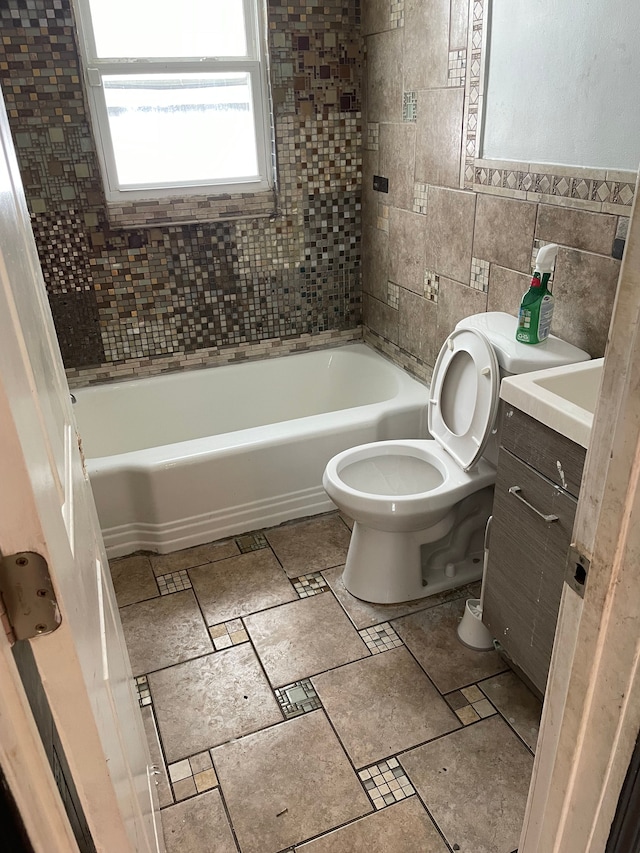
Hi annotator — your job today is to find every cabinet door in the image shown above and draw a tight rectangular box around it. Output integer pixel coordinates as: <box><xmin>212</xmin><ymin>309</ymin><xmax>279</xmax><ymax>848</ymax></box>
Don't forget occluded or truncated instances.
<box><xmin>483</xmin><ymin>448</ymin><xmax>578</xmax><ymax>694</ymax></box>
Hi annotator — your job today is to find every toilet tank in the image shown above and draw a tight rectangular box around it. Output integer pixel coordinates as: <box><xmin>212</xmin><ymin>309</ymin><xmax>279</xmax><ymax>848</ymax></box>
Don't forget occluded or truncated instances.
<box><xmin>455</xmin><ymin>312</ymin><xmax>591</xmax><ymax>377</ymax></box>
<box><xmin>455</xmin><ymin>312</ymin><xmax>591</xmax><ymax>466</ymax></box>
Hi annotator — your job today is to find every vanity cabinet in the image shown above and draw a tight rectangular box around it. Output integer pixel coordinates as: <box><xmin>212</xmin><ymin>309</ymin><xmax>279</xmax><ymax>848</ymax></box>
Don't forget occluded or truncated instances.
<box><xmin>482</xmin><ymin>406</ymin><xmax>587</xmax><ymax>695</ymax></box>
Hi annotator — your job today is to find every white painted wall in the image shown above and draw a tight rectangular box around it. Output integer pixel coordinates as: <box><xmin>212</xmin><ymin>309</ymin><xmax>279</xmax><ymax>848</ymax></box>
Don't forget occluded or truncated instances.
<box><xmin>482</xmin><ymin>0</ymin><xmax>640</xmax><ymax>170</ymax></box>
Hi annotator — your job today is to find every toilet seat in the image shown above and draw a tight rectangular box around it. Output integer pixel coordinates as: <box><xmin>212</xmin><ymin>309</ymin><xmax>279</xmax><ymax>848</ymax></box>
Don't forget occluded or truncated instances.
<box><xmin>428</xmin><ymin>328</ymin><xmax>500</xmax><ymax>472</ymax></box>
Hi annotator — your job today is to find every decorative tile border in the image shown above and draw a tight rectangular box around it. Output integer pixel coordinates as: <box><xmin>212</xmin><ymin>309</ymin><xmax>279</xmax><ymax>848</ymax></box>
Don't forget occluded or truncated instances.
<box><xmin>157</xmin><ymin>571</ymin><xmax>192</xmax><ymax>596</ymax></box>
<box><xmin>274</xmin><ymin>679</ymin><xmax>322</xmax><ymax>718</ymax></box>
<box><xmin>447</xmin><ymin>49</ymin><xmax>467</xmax><ymax>87</ymax></box>
<box><xmin>209</xmin><ymin>620</ymin><xmax>250</xmax><ymax>651</ymax></box>
<box><xmin>236</xmin><ymin>532</ymin><xmax>269</xmax><ymax>553</ymax></box>
<box><xmin>444</xmin><ymin>684</ymin><xmax>497</xmax><ymax>724</ymax></box>
<box><xmin>358</xmin><ymin>758</ymin><xmax>415</xmax><ymax>810</ymax></box>
<box><xmin>387</xmin><ymin>282</ymin><xmax>400</xmax><ymax>310</ymax></box>
<box><xmin>135</xmin><ymin>675</ymin><xmax>152</xmax><ymax>708</ymax></box>
<box><xmin>413</xmin><ymin>183</ymin><xmax>429</xmax><ymax>215</ymax></box>
<box><xmin>291</xmin><ymin>572</ymin><xmax>330</xmax><ymax>598</ymax></box>
<box><xmin>376</xmin><ymin>203</ymin><xmax>390</xmax><ymax>233</ymax></box>
<box><xmin>367</xmin><ymin>122</ymin><xmax>380</xmax><ymax>151</ymax></box>
<box><xmin>168</xmin><ymin>752</ymin><xmax>219</xmax><ymax>801</ymax></box>
<box><xmin>470</xmin><ymin>257</ymin><xmax>490</xmax><ymax>292</ymax></box>
<box><xmin>402</xmin><ymin>92</ymin><xmax>417</xmax><ymax>123</ymax></box>
<box><xmin>424</xmin><ymin>269</ymin><xmax>440</xmax><ymax>303</ymax></box>
<box><xmin>66</xmin><ymin>327</ymin><xmax>362</xmax><ymax>388</ymax></box>
<box><xmin>359</xmin><ymin>623</ymin><xmax>404</xmax><ymax>655</ymax></box>
<box><xmin>461</xmin><ymin>0</ymin><xmax>636</xmax><ymax>213</ymax></box>
<box><xmin>364</xmin><ymin>328</ymin><xmax>433</xmax><ymax>385</ymax></box>
<box><xmin>390</xmin><ymin>0</ymin><xmax>405</xmax><ymax>29</ymax></box>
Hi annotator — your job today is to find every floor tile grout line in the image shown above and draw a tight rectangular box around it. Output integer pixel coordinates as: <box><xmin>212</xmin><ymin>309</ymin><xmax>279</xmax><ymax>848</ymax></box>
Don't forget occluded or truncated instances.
<box><xmin>207</xmin><ymin>761</ymin><xmax>243</xmax><ymax>853</ymax></box>
<box><xmin>148</xmin><ymin>700</ymin><xmax>177</xmax><ymax>809</ymax></box>
<box><xmin>475</xmin><ymin>679</ymin><xmax>538</xmax><ymax>756</ymax></box>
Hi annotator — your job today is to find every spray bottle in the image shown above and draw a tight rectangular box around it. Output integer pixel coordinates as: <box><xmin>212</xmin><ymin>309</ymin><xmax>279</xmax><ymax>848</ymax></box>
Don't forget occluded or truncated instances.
<box><xmin>516</xmin><ymin>243</ymin><xmax>558</xmax><ymax>344</ymax></box>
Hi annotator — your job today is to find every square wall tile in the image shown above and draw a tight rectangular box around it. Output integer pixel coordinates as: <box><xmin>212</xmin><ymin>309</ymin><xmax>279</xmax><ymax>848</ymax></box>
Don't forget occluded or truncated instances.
<box><xmin>415</xmin><ymin>89</ymin><xmax>465</xmax><ymax>189</ymax></box>
<box><xmin>379</xmin><ymin>123</ymin><xmax>417</xmax><ymax>211</ymax></box>
<box><xmin>404</xmin><ymin>0</ymin><xmax>449</xmax><ymax>89</ymax></box>
<box><xmin>423</xmin><ymin>187</ymin><xmax>476</xmax><ymax>286</ymax></box>
<box><xmin>398</xmin><ymin>288</ymin><xmax>438</xmax><ymax>366</ymax></box>
<box><xmin>367</xmin><ymin>30</ymin><xmax>404</xmax><ymax>122</ymax></box>
<box><xmin>389</xmin><ymin>207</ymin><xmax>428</xmax><ymax>294</ymax></box>
<box><xmin>473</xmin><ymin>194</ymin><xmax>537</xmax><ymax>273</ymax></box>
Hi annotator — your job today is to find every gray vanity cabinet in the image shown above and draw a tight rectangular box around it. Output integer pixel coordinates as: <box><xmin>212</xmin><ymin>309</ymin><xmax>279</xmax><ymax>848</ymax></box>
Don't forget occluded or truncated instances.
<box><xmin>482</xmin><ymin>406</ymin><xmax>587</xmax><ymax>695</ymax></box>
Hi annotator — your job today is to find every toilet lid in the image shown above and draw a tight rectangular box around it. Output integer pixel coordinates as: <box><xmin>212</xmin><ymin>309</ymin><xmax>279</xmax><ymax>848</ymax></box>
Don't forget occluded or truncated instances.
<box><xmin>428</xmin><ymin>328</ymin><xmax>500</xmax><ymax>471</ymax></box>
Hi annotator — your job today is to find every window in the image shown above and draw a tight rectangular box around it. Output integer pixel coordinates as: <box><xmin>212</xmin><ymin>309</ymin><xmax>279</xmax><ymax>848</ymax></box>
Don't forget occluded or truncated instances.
<box><xmin>73</xmin><ymin>0</ymin><xmax>273</xmax><ymax>203</ymax></box>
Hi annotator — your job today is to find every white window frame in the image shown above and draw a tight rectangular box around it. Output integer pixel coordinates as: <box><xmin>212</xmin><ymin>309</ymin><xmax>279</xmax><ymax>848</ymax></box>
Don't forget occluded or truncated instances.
<box><xmin>72</xmin><ymin>0</ymin><xmax>273</xmax><ymax>203</ymax></box>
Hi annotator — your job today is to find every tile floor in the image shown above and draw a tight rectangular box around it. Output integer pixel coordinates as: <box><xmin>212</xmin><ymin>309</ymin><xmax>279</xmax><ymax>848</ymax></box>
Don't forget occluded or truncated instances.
<box><xmin>111</xmin><ymin>512</ymin><xmax>543</xmax><ymax>853</ymax></box>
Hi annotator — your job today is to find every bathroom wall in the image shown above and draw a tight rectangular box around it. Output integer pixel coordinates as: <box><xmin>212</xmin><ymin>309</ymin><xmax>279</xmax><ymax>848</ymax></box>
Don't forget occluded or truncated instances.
<box><xmin>0</xmin><ymin>0</ymin><xmax>362</xmax><ymax>384</ymax></box>
<box><xmin>361</xmin><ymin>0</ymin><xmax>631</xmax><ymax>382</ymax></box>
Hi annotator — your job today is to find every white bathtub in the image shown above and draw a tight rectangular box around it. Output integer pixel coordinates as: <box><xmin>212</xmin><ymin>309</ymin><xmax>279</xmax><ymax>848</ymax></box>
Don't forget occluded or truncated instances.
<box><xmin>74</xmin><ymin>343</ymin><xmax>428</xmax><ymax>558</ymax></box>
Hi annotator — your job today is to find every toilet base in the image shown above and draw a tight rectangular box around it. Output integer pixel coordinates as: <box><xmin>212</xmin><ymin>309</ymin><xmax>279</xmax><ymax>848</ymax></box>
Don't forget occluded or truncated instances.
<box><xmin>342</xmin><ymin>488</ymin><xmax>493</xmax><ymax>604</ymax></box>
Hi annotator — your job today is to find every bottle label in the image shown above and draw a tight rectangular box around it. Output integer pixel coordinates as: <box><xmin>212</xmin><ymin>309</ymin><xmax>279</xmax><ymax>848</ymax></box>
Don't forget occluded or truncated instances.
<box><xmin>537</xmin><ymin>295</ymin><xmax>554</xmax><ymax>341</ymax></box>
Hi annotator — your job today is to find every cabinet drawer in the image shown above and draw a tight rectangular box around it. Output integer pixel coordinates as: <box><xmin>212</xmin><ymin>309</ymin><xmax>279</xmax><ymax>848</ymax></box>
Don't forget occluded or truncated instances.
<box><xmin>500</xmin><ymin>405</ymin><xmax>586</xmax><ymax>497</ymax></box>
<box><xmin>483</xmin><ymin>448</ymin><xmax>578</xmax><ymax>694</ymax></box>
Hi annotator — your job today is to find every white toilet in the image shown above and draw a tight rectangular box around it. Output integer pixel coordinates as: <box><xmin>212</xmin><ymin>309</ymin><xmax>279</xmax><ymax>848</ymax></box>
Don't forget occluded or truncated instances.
<box><xmin>323</xmin><ymin>312</ymin><xmax>590</xmax><ymax>604</ymax></box>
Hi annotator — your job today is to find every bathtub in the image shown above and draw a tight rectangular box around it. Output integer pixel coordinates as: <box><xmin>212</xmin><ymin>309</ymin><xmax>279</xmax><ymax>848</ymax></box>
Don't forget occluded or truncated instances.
<box><xmin>74</xmin><ymin>343</ymin><xmax>428</xmax><ymax>558</ymax></box>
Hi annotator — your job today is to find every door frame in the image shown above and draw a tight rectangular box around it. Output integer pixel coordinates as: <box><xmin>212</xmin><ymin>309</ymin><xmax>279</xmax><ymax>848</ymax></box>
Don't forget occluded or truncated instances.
<box><xmin>0</xmin><ymin>633</ymin><xmax>80</xmax><ymax>853</ymax></box>
<box><xmin>521</xmin><ymin>173</ymin><xmax>640</xmax><ymax>851</ymax></box>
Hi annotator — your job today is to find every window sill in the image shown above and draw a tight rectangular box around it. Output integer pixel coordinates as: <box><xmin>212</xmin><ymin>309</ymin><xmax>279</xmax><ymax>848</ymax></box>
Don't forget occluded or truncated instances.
<box><xmin>105</xmin><ymin>187</ymin><xmax>276</xmax><ymax>229</ymax></box>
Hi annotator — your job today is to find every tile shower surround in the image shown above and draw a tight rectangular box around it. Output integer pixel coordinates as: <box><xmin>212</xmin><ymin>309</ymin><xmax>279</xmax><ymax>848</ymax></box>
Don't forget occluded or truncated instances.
<box><xmin>0</xmin><ymin>0</ymin><xmax>363</xmax><ymax>375</ymax></box>
<box><xmin>361</xmin><ymin>0</ymin><xmax>633</xmax><ymax>380</ymax></box>
<box><xmin>111</xmin><ymin>511</ymin><xmax>542</xmax><ymax>852</ymax></box>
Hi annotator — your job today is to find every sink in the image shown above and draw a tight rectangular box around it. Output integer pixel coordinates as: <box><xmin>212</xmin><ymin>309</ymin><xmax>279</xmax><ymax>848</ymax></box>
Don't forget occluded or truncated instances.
<box><xmin>499</xmin><ymin>358</ymin><xmax>604</xmax><ymax>448</ymax></box>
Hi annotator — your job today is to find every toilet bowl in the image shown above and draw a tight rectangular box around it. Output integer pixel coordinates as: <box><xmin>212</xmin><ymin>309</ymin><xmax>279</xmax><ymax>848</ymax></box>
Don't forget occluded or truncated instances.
<box><xmin>323</xmin><ymin>312</ymin><xmax>591</xmax><ymax>604</ymax></box>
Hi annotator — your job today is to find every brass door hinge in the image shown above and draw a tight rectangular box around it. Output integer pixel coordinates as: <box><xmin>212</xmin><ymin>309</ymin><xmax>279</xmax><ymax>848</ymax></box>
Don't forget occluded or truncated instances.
<box><xmin>0</xmin><ymin>552</ymin><xmax>61</xmax><ymax>644</ymax></box>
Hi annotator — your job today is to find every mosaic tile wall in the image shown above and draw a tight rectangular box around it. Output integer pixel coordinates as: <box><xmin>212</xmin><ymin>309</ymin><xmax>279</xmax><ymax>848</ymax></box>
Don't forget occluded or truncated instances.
<box><xmin>361</xmin><ymin>0</ymin><xmax>632</xmax><ymax>379</ymax></box>
<box><xmin>0</xmin><ymin>0</ymin><xmax>362</xmax><ymax>376</ymax></box>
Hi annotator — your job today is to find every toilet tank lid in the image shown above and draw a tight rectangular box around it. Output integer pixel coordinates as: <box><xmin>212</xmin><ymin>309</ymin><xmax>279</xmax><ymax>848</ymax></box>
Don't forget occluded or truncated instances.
<box><xmin>455</xmin><ymin>312</ymin><xmax>591</xmax><ymax>374</ymax></box>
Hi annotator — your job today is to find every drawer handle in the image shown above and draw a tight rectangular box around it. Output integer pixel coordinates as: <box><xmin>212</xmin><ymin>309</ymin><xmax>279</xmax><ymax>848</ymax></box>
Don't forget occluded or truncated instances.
<box><xmin>508</xmin><ymin>486</ymin><xmax>559</xmax><ymax>523</ymax></box>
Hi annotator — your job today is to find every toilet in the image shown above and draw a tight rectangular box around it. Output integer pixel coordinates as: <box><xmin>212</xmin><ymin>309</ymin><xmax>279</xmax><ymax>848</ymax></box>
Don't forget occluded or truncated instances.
<box><xmin>323</xmin><ymin>312</ymin><xmax>590</xmax><ymax>604</ymax></box>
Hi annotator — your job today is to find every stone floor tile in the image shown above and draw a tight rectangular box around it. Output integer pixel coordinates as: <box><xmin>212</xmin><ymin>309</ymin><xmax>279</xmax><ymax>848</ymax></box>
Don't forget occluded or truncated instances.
<box><xmin>244</xmin><ymin>592</ymin><xmax>369</xmax><ymax>687</ymax></box>
<box><xmin>392</xmin><ymin>598</ymin><xmax>507</xmax><ymax>693</ymax></box>
<box><xmin>120</xmin><ymin>590</ymin><xmax>212</xmax><ymax>676</ymax></box>
<box><xmin>211</xmin><ymin>711</ymin><xmax>371</xmax><ymax>853</ymax></box>
<box><xmin>161</xmin><ymin>789</ymin><xmax>237</xmax><ymax>853</ymax></box>
<box><xmin>479</xmin><ymin>670</ymin><xmax>543</xmax><ymax>751</ymax></box>
<box><xmin>148</xmin><ymin>645</ymin><xmax>282</xmax><ymax>762</ymax></box>
<box><xmin>150</xmin><ymin>540</ymin><xmax>240</xmax><ymax>576</ymax></box>
<box><xmin>109</xmin><ymin>555</ymin><xmax>158</xmax><ymax>607</ymax></box>
<box><xmin>190</xmin><ymin>549</ymin><xmax>297</xmax><ymax>625</ymax></box>
<box><xmin>312</xmin><ymin>647</ymin><xmax>460</xmax><ymax>767</ymax></box>
<box><xmin>140</xmin><ymin>706</ymin><xmax>172</xmax><ymax>808</ymax></box>
<box><xmin>295</xmin><ymin>796</ymin><xmax>449</xmax><ymax>852</ymax></box>
<box><xmin>265</xmin><ymin>514</ymin><xmax>351</xmax><ymax>577</ymax></box>
<box><xmin>400</xmin><ymin>715</ymin><xmax>533</xmax><ymax>853</ymax></box>
<box><xmin>323</xmin><ymin>565</ymin><xmax>480</xmax><ymax>630</ymax></box>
